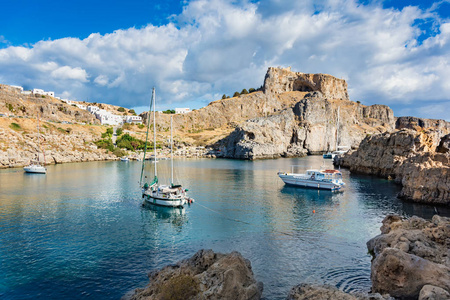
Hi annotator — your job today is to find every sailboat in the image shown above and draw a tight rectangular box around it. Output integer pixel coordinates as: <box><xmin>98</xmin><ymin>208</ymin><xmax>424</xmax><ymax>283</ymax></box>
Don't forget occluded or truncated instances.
<box><xmin>323</xmin><ymin>106</ymin><xmax>349</xmax><ymax>159</ymax></box>
<box><xmin>24</xmin><ymin>114</ymin><xmax>47</xmax><ymax>174</ymax></box>
<box><xmin>140</xmin><ymin>88</ymin><xmax>194</xmax><ymax>208</ymax></box>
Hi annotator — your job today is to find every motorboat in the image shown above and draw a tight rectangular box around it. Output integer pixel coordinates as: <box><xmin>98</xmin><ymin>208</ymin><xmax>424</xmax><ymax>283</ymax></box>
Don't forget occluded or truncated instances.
<box><xmin>278</xmin><ymin>168</ymin><xmax>345</xmax><ymax>191</ymax></box>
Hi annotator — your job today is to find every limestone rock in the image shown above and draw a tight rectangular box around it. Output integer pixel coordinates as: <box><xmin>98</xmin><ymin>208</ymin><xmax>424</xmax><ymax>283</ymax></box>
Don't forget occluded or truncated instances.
<box><xmin>419</xmin><ymin>285</ymin><xmax>450</xmax><ymax>300</ymax></box>
<box><xmin>396</xmin><ymin>116</ymin><xmax>450</xmax><ymax>134</ymax></box>
<box><xmin>217</xmin><ymin>93</ymin><xmax>394</xmax><ymax>159</ymax></box>
<box><xmin>367</xmin><ymin>215</ymin><xmax>450</xmax><ymax>299</ymax></box>
<box><xmin>437</xmin><ymin>134</ymin><xmax>450</xmax><ymax>153</ymax></box>
<box><xmin>126</xmin><ymin>249</ymin><xmax>263</xmax><ymax>300</ymax></box>
<box><xmin>336</xmin><ymin>129</ymin><xmax>450</xmax><ymax>204</ymax></box>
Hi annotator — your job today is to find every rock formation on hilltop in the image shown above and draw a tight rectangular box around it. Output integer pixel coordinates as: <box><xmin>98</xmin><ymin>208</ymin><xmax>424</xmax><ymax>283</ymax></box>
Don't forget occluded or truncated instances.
<box><xmin>124</xmin><ymin>249</ymin><xmax>263</xmax><ymax>300</ymax></box>
<box><xmin>367</xmin><ymin>215</ymin><xmax>450</xmax><ymax>299</ymax></box>
<box><xmin>216</xmin><ymin>89</ymin><xmax>394</xmax><ymax>159</ymax></box>
<box><xmin>336</xmin><ymin>129</ymin><xmax>450</xmax><ymax>204</ymax></box>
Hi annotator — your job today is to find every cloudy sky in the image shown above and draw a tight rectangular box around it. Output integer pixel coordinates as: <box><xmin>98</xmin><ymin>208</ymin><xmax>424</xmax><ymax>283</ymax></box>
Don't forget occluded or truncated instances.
<box><xmin>1</xmin><ymin>0</ymin><xmax>449</xmax><ymax>120</ymax></box>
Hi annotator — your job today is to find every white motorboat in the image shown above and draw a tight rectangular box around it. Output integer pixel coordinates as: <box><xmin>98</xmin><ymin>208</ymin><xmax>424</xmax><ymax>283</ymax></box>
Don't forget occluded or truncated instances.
<box><xmin>278</xmin><ymin>168</ymin><xmax>345</xmax><ymax>191</ymax></box>
<box><xmin>140</xmin><ymin>88</ymin><xmax>194</xmax><ymax>208</ymax></box>
<box><xmin>120</xmin><ymin>157</ymin><xmax>129</xmax><ymax>161</ymax></box>
<box><xmin>24</xmin><ymin>113</ymin><xmax>47</xmax><ymax>174</ymax></box>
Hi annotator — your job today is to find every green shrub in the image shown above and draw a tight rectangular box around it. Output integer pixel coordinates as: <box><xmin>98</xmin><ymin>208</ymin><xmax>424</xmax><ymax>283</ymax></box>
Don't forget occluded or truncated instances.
<box><xmin>138</xmin><ymin>124</ymin><xmax>145</xmax><ymax>129</ymax></box>
<box><xmin>113</xmin><ymin>148</ymin><xmax>127</xmax><ymax>157</ymax></box>
<box><xmin>116</xmin><ymin>128</ymin><xmax>123</xmax><ymax>136</ymax></box>
<box><xmin>233</xmin><ymin>91</ymin><xmax>240</xmax><ymax>97</ymax></box>
<box><xmin>129</xmin><ymin>109</ymin><xmax>136</xmax><ymax>115</ymax></box>
<box><xmin>159</xmin><ymin>274</ymin><xmax>199</xmax><ymax>300</ymax></box>
<box><xmin>41</xmin><ymin>95</ymin><xmax>46</xmax><ymax>98</ymax></box>
<box><xmin>222</xmin><ymin>94</ymin><xmax>227</xmax><ymax>99</ymax></box>
<box><xmin>241</xmin><ymin>89</ymin><xmax>248</xmax><ymax>94</ymax></box>
<box><xmin>94</xmin><ymin>138</ymin><xmax>114</xmax><ymax>151</ymax></box>
<box><xmin>118</xmin><ymin>107</ymin><xmax>125</xmax><ymax>112</ymax></box>
<box><xmin>6</xmin><ymin>103</ymin><xmax>14</xmax><ymax>112</ymax></box>
<box><xmin>9</xmin><ymin>123</ymin><xmax>21</xmax><ymax>130</ymax></box>
<box><xmin>162</xmin><ymin>109</ymin><xmax>175</xmax><ymax>114</ymax></box>
<box><xmin>249</xmin><ymin>88</ymin><xmax>256</xmax><ymax>93</ymax></box>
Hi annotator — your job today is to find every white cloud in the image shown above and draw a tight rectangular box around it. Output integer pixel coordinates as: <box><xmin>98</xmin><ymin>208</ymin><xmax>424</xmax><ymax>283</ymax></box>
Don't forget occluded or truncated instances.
<box><xmin>0</xmin><ymin>0</ymin><xmax>449</xmax><ymax>119</ymax></box>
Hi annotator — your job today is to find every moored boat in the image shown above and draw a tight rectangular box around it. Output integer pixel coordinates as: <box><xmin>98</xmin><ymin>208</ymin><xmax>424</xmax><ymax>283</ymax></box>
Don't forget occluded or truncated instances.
<box><xmin>24</xmin><ymin>113</ymin><xmax>47</xmax><ymax>174</ymax></box>
<box><xmin>278</xmin><ymin>168</ymin><xmax>345</xmax><ymax>191</ymax></box>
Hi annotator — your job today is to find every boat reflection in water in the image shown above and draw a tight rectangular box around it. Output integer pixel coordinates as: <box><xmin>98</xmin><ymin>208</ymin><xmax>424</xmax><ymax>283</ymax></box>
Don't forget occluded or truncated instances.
<box><xmin>142</xmin><ymin>201</ymin><xmax>188</xmax><ymax>228</ymax></box>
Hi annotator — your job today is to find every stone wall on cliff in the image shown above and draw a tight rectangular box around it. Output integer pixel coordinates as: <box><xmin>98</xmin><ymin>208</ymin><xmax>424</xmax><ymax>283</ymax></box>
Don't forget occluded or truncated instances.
<box><xmin>336</xmin><ymin>129</ymin><xmax>450</xmax><ymax>204</ymax></box>
<box><xmin>263</xmin><ymin>67</ymin><xmax>349</xmax><ymax>100</ymax></box>
<box><xmin>217</xmin><ymin>92</ymin><xmax>395</xmax><ymax>160</ymax></box>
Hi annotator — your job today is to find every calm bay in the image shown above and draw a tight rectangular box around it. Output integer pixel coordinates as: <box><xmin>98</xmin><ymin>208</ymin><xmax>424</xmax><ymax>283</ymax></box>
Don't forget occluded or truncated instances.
<box><xmin>1</xmin><ymin>156</ymin><xmax>448</xmax><ymax>299</ymax></box>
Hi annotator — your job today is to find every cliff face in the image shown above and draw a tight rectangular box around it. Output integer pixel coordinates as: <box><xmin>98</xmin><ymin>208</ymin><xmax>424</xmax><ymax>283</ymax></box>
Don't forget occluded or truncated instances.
<box><xmin>263</xmin><ymin>67</ymin><xmax>349</xmax><ymax>100</ymax></box>
<box><xmin>217</xmin><ymin>92</ymin><xmax>395</xmax><ymax>159</ymax></box>
<box><xmin>396</xmin><ymin>116</ymin><xmax>450</xmax><ymax>134</ymax></box>
<box><xmin>336</xmin><ymin>129</ymin><xmax>450</xmax><ymax>205</ymax></box>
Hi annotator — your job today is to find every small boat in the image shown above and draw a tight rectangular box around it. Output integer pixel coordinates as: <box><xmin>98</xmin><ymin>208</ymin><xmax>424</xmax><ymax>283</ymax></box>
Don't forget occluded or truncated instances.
<box><xmin>322</xmin><ymin>152</ymin><xmax>334</xmax><ymax>159</ymax></box>
<box><xmin>24</xmin><ymin>164</ymin><xmax>46</xmax><ymax>174</ymax></box>
<box><xmin>24</xmin><ymin>113</ymin><xmax>47</xmax><ymax>174</ymax></box>
<box><xmin>331</xmin><ymin>146</ymin><xmax>350</xmax><ymax>157</ymax></box>
<box><xmin>120</xmin><ymin>157</ymin><xmax>129</xmax><ymax>161</ymax></box>
<box><xmin>278</xmin><ymin>168</ymin><xmax>345</xmax><ymax>191</ymax></box>
<box><xmin>139</xmin><ymin>88</ymin><xmax>194</xmax><ymax>208</ymax></box>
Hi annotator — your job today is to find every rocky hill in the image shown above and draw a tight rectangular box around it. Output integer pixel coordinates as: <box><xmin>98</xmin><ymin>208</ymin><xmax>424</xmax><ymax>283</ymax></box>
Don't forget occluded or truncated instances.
<box><xmin>212</xmin><ymin>67</ymin><xmax>394</xmax><ymax>159</ymax></box>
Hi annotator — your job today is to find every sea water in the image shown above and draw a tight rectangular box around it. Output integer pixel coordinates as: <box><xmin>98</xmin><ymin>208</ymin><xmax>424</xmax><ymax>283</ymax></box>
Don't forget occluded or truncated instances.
<box><xmin>1</xmin><ymin>156</ymin><xmax>448</xmax><ymax>299</ymax></box>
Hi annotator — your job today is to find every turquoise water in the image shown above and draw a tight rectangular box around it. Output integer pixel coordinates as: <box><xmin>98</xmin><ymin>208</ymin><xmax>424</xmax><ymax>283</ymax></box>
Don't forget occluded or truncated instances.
<box><xmin>1</xmin><ymin>156</ymin><xmax>448</xmax><ymax>299</ymax></box>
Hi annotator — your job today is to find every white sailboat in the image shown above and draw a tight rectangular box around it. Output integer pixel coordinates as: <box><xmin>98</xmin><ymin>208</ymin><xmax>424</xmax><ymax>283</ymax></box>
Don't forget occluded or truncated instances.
<box><xmin>24</xmin><ymin>114</ymin><xmax>47</xmax><ymax>174</ymax></box>
<box><xmin>140</xmin><ymin>88</ymin><xmax>194</xmax><ymax>208</ymax></box>
<box><xmin>323</xmin><ymin>106</ymin><xmax>349</xmax><ymax>159</ymax></box>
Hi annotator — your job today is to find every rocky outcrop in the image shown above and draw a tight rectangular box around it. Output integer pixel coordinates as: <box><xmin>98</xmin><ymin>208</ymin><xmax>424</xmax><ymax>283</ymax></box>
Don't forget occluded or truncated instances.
<box><xmin>396</xmin><ymin>116</ymin><xmax>450</xmax><ymax>135</ymax></box>
<box><xmin>263</xmin><ymin>67</ymin><xmax>349</xmax><ymax>100</ymax></box>
<box><xmin>217</xmin><ymin>92</ymin><xmax>394</xmax><ymax>159</ymax></box>
<box><xmin>126</xmin><ymin>249</ymin><xmax>263</xmax><ymax>300</ymax></box>
<box><xmin>336</xmin><ymin>129</ymin><xmax>450</xmax><ymax>204</ymax></box>
<box><xmin>286</xmin><ymin>283</ymin><xmax>392</xmax><ymax>300</ymax></box>
<box><xmin>367</xmin><ymin>215</ymin><xmax>450</xmax><ymax>299</ymax></box>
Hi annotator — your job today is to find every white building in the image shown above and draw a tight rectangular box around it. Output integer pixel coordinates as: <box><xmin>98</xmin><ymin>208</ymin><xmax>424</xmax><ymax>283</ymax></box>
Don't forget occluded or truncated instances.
<box><xmin>21</xmin><ymin>91</ymin><xmax>32</xmax><ymax>95</ymax></box>
<box><xmin>11</xmin><ymin>85</ymin><xmax>23</xmax><ymax>92</ymax></box>
<box><xmin>44</xmin><ymin>91</ymin><xmax>55</xmax><ymax>97</ymax></box>
<box><xmin>94</xmin><ymin>109</ymin><xmax>123</xmax><ymax>126</ymax></box>
<box><xmin>124</xmin><ymin>115</ymin><xmax>143</xmax><ymax>124</ymax></box>
<box><xmin>175</xmin><ymin>108</ymin><xmax>191</xmax><ymax>114</ymax></box>
<box><xmin>87</xmin><ymin>106</ymin><xmax>100</xmax><ymax>113</ymax></box>
<box><xmin>33</xmin><ymin>88</ymin><xmax>45</xmax><ymax>95</ymax></box>
<box><xmin>76</xmin><ymin>104</ymin><xmax>87</xmax><ymax>110</ymax></box>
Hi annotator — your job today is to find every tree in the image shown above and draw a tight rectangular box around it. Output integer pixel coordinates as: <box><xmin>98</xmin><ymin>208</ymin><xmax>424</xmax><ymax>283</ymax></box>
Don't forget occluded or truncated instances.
<box><xmin>249</xmin><ymin>88</ymin><xmax>255</xmax><ymax>93</ymax></box>
<box><xmin>116</xmin><ymin>128</ymin><xmax>123</xmax><ymax>136</ymax></box>
<box><xmin>129</xmin><ymin>109</ymin><xmax>136</xmax><ymax>115</ymax></box>
<box><xmin>222</xmin><ymin>94</ymin><xmax>227</xmax><ymax>99</ymax></box>
<box><xmin>162</xmin><ymin>109</ymin><xmax>175</xmax><ymax>114</ymax></box>
<box><xmin>117</xmin><ymin>107</ymin><xmax>125</xmax><ymax>112</ymax></box>
<box><xmin>233</xmin><ymin>92</ymin><xmax>240</xmax><ymax>97</ymax></box>
<box><xmin>106</xmin><ymin>127</ymin><xmax>113</xmax><ymax>135</ymax></box>
<box><xmin>241</xmin><ymin>89</ymin><xmax>248</xmax><ymax>95</ymax></box>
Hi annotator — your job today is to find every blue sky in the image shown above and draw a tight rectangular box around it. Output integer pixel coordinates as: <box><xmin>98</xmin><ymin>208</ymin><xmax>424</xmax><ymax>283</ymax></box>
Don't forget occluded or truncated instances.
<box><xmin>1</xmin><ymin>0</ymin><xmax>449</xmax><ymax>120</ymax></box>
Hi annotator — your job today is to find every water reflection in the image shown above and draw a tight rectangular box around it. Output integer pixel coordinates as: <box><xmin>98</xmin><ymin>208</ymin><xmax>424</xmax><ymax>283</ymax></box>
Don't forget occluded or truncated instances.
<box><xmin>141</xmin><ymin>203</ymin><xmax>188</xmax><ymax>229</ymax></box>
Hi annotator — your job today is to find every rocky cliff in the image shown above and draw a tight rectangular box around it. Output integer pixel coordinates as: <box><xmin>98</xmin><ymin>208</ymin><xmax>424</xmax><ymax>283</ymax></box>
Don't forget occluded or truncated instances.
<box><xmin>367</xmin><ymin>215</ymin><xmax>450</xmax><ymax>299</ymax></box>
<box><xmin>336</xmin><ymin>129</ymin><xmax>450</xmax><ymax>204</ymax></box>
<box><xmin>216</xmin><ymin>91</ymin><xmax>395</xmax><ymax>159</ymax></box>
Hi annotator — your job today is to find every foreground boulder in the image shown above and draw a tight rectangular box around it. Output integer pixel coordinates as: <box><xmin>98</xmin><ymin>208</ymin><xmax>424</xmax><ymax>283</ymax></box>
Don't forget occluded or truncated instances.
<box><xmin>126</xmin><ymin>249</ymin><xmax>263</xmax><ymax>300</ymax></box>
<box><xmin>286</xmin><ymin>283</ymin><xmax>392</xmax><ymax>300</ymax></box>
<box><xmin>367</xmin><ymin>215</ymin><xmax>450</xmax><ymax>299</ymax></box>
<box><xmin>336</xmin><ymin>129</ymin><xmax>450</xmax><ymax>204</ymax></box>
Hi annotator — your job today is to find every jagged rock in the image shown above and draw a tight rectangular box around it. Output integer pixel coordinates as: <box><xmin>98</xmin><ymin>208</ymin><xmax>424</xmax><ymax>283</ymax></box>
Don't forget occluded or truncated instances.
<box><xmin>367</xmin><ymin>215</ymin><xmax>450</xmax><ymax>299</ymax></box>
<box><xmin>419</xmin><ymin>285</ymin><xmax>450</xmax><ymax>300</ymax></box>
<box><xmin>263</xmin><ymin>66</ymin><xmax>349</xmax><ymax>100</ymax></box>
<box><xmin>286</xmin><ymin>283</ymin><xmax>393</xmax><ymax>300</ymax></box>
<box><xmin>396</xmin><ymin>116</ymin><xmax>450</xmax><ymax>134</ymax></box>
<box><xmin>125</xmin><ymin>249</ymin><xmax>263</xmax><ymax>300</ymax></box>
<box><xmin>218</xmin><ymin>93</ymin><xmax>394</xmax><ymax>159</ymax></box>
<box><xmin>336</xmin><ymin>129</ymin><xmax>450</xmax><ymax>204</ymax></box>
<box><xmin>437</xmin><ymin>134</ymin><xmax>450</xmax><ymax>153</ymax></box>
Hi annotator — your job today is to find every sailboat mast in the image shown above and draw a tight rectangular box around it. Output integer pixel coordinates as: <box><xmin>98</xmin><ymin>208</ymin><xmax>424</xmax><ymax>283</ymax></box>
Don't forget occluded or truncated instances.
<box><xmin>139</xmin><ymin>88</ymin><xmax>154</xmax><ymax>187</ymax></box>
<box><xmin>153</xmin><ymin>88</ymin><xmax>157</xmax><ymax>177</ymax></box>
<box><xmin>335</xmin><ymin>106</ymin><xmax>340</xmax><ymax>151</ymax></box>
<box><xmin>171</xmin><ymin>115</ymin><xmax>173</xmax><ymax>185</ymax></box>
<box><xmin>37</xmin><ymin>113</ymin><xmax>40</xmax><ymax>164</ymax></box>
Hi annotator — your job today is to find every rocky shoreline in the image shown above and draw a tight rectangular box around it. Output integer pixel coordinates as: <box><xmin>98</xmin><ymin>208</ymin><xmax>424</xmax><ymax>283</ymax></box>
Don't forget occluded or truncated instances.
<box><xmin>125</xmin><ymin>215</ymin><xmax>449</xmax><ymax>300</ymax></box>
<box><xmin>335</xmin><ymin>129</ymin><xmax>450</xmax><ymax>205</ymax></box>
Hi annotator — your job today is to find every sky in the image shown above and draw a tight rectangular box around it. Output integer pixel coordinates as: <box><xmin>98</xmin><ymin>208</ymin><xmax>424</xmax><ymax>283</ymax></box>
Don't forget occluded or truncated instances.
<box><xmin>0</xmin><ymin>0</ymin><xmax>449</xmax><ymax>120</ymax></box>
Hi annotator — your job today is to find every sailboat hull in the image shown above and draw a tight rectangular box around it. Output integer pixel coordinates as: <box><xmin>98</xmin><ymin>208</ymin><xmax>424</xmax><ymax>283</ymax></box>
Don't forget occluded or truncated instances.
<box><xmin>142</xmin><ymin>193</ymin><xmax>186</xmax><ymax>208</ymax></box>
<box><xmin>24</xmin><ymin>165</ymin><xmax>47</xmax><ymax>174</ymax></box>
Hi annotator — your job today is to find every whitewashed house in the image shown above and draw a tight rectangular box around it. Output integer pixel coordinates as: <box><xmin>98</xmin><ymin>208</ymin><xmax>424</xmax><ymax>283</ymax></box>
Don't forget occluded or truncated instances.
<box><xmin>124</xmin><ymin>116</ymin><xmax>143</xmax><ymax>124</ymax></box>
<box><xmin>33</xmin><ymin>88</ymin><xmax>45</xmax><ymax>95</ymax></box>
<box><xmin>175</xmin><ymin>108</ymin><xmax>191</xmax><ymax>114</ymax></box>
<box><xmin>11</xmin><ymin>85</ymin><xmax>24</xmax><ymax>92</ymax></box>
<box><xmin>87</xmin><ymin>106</ymin><xmax>100</xmax><ymax>113</ymax></box>
<box><xmin>94</xmin><ymin>110</ymin><xmax>123</xmax><ymax>126</ymax></box>
<box><xmin>76</xmin><ymin>104</ymin><xmax>87</xmax><ymax>110</ymax></box>
<box><xmin>44</xmin><ymin>91</ymin><xmax>55</xmax><ymax>97</ymax></box>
